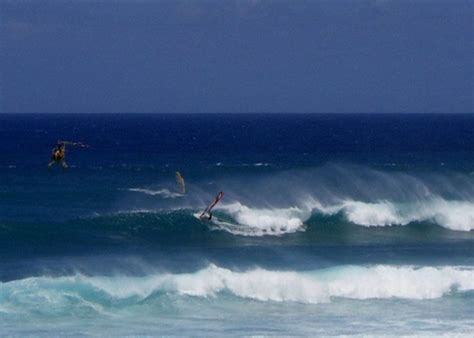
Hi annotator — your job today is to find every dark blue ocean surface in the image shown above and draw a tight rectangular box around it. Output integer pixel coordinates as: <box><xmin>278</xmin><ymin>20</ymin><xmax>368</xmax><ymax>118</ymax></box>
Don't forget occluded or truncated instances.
<box><xmin>0</xmin><ymin>113</ymin><xmax>473</xmax><ymax>336</ymax></box>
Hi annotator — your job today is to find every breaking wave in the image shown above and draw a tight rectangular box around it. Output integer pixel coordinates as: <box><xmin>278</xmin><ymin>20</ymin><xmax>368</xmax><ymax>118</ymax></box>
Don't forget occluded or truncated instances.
<box><xmin>1</xmin><ymin>265</ymin><xmax>473</xmax><ymax>316</ymax></box>
<box><xmin>213</xmin><ymin>202</ymin><xmax>308</xmax><ymax>236</ymax></box>
<box><xmin>114</xmin><ymin>164</ymin><xmax>474</xmax><ymax>234</ymax></box>
<box><xmin>205</xmin><ymin>198</ymin><xmax>474</xmax><ymax>236</ymax></box>
<box><xmin>201</xmin><ymin>164</ymin><xmax>474</xmax><ymax>233</ymax></box>
<box><xmin>315</xmin><ymin>199</ymin><xmax>474</xmax><ymax>231</ymax></box>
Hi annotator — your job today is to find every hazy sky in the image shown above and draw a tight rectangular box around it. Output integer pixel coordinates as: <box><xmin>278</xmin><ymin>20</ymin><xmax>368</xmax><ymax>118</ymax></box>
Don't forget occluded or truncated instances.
<box><xmin>1</xmin><ymin>0</ymin><xmax>472</xmax><ymax>113</ymax></box>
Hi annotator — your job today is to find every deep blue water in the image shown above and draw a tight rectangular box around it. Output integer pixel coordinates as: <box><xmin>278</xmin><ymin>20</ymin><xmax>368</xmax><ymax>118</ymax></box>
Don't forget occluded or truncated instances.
<box><xmin>0</xmin><ymin>113</ymin><xmax>473</xmax><ymax>336</ymax></box>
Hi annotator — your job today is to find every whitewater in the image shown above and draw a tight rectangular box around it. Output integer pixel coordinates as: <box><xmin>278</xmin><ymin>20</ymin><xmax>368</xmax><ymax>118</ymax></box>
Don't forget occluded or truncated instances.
<box><xmin>1</xmin><ymin>264</ymin><xmax>473</xmax><ymax>336</ymax></box>
<box><xmin>3</xmin><ymin>264</ymin><xmax>472</xmax><ymax>306</ymax></box>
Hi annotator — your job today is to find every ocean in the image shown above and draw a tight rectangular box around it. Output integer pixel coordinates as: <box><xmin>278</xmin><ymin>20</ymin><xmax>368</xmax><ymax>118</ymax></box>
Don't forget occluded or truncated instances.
<box><xmin>0</xmin><ymin>113</ymin><xmax>473</xmax><ymax>336</ymax></box>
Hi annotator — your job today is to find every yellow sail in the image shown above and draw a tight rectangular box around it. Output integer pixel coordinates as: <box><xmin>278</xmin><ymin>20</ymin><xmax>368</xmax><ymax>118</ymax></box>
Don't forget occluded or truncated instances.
<box><xmin>175</xmin><ymin>171</ymin><xmax>186</xmax><ymax>194</ymax></box>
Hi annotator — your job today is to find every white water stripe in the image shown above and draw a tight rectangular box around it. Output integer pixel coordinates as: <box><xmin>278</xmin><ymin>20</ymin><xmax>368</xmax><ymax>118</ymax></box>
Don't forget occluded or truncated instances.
<box><xmin>1</xmin><ymin>265</ymin><xmax>473</xmax><ymax>309</ymax></box>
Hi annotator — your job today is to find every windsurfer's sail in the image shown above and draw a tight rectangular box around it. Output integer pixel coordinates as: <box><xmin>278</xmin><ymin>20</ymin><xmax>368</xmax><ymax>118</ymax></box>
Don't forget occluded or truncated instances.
<box><xmin>199</xmin><ymin>191</ymin><xmax>224</xmax><ymax>220</ymax></box>
<box><xmin>175</xmin><ymin>171</ymin><xmax>186</xmax><ymax>194</ymax></box>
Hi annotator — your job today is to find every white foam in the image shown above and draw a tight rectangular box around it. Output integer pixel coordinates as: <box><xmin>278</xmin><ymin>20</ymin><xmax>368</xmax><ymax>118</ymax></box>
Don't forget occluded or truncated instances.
<box><xmin>2</xmin><ymin>265</ymin><xmax>473</xmax><ymax>307</ymax></box>
<box><xmin>339</xmin><ymin>200</ymin><xmax>401</xmax><ymax>226</ymax></box>
<box><xmin>128</xmin><ymin>188</ymin><xmax>182</xmax><ymax>199</ymax></box>
<box><xmin>93</xmin><ymin>264</ymin><xmax>474</xmax><ymax>302</ymax></box>
<box><xmin>327</xmin><ymin>199</ymin><xmax>474</xmax><ymax>231</ymax></box>
<box><xmin>216</xmin><ymin>202</ymin><xmax>309</xmax><ymax>236</ymax></box>
<box><xmin>199</xmin><ymin>196</ymin><xmax>474</xmax><ymax>234</ymax></box>
<box><xmin>428</xmin><ymin>200</ymin><xmax>474</xmax><ymax>231</ymax></box>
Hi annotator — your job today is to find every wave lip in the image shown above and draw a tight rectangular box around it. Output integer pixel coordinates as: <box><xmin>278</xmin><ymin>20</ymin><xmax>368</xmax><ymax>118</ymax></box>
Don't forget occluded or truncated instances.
<box><xmin>314</xmin><ymin>199</ymin><xmax>474</xmax><ymax>231</ymax></box>
<box><xmin>1</xmin><ymin>265</ymin><xmax>473</xmax><ymax>315</ymax></box>
<box><xmin>168</xmin><ymin>265</ymin><xmax>474</xmax><ymax>303</ymax></box>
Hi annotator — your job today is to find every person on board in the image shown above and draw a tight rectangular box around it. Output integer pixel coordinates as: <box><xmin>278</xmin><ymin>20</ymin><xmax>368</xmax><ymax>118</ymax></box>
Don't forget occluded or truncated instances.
<box><xmin>48</xmin><ymin>140</ymin><xmax>87</xmax><ymax>169</ymax></box>
<box><xmin>199</xmin><ymin>191</ymin><xmax>224</xmax><ymax>220</ymax></box>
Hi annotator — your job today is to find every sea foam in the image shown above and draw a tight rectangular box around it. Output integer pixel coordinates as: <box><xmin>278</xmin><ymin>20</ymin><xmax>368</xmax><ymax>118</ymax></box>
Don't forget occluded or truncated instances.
<box><xmin>317</xmin><ymin>199</ymin><xmax>474</xmax><ymax>231</ymax></box>
<box><xmin>128</xmin><ymin>188</ymin><xmax>183</xmax><ymax>199</ymax></box>
<box><xmin>215</xmin><ymin>202</ymin><xmax>309</xmax><ymax>236</ymax></box>
<box><xmin>1</xmin><ymin>265</ymin><xmax>473</xmax><ymax>312</ymax></box>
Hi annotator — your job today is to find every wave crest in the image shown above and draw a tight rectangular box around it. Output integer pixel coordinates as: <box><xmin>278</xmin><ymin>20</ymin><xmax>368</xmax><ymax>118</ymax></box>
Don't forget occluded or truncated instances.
<box><xmin>203</xmin><ymin>198</ymin><xmax>474</xmax><ymax>236</ymax></box>
<box><xmin>213</xmin><ymin>202</ymin><xmax>309</xmax><ymax>236</ymax></box>
<box><xmin>1</xmin><ymin>265</ymin><xmax>473</xmax><ymax>315</ymax></box>
<box><xmin>316</xmin><ymin>199</ymin><xmax>474</xmax><ymax>231</ymax></box>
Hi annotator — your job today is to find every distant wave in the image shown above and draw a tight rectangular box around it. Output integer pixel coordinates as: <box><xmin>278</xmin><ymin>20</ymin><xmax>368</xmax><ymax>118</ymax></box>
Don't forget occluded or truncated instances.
<box><xmin>1</xmin><ymin>265</ymin><xmax>473</xmax><ymax>316</ymax></box>
<box><xmin>215</xmin><ymin>162</ymin><xmax>271</xmax><ymax>167</ymax></box>
<box><xmin>253</xmin><ymin>162</ymin><xmax>271</xmax><ymax>167</ymax></box>
<box><xmin>128</xmin><ymin>188</ymin><xmax>183</xmax><ymax>199</ymax></box>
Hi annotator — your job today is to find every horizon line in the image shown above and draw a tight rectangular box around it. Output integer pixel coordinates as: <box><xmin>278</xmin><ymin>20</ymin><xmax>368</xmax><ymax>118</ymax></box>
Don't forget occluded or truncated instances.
<box><xmin>1</xmin><ymin>111</ymin><xmax>473</xmax><ymax>115</ymax></box>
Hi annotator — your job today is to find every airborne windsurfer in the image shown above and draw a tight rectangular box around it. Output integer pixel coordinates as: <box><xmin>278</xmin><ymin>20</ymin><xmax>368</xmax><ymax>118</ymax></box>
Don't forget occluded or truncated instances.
<box><xmin>48</xmin><ymin>140</ymin><xmax>88</xmax><ymax>169</ymax></box>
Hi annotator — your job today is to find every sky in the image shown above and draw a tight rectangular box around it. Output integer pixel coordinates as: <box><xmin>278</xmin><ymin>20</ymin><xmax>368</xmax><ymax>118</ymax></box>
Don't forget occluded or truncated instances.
<box><xmin>1</xmin><ymin>0</ymin><xmax>472</xmax><ymax>113</ymax></box>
